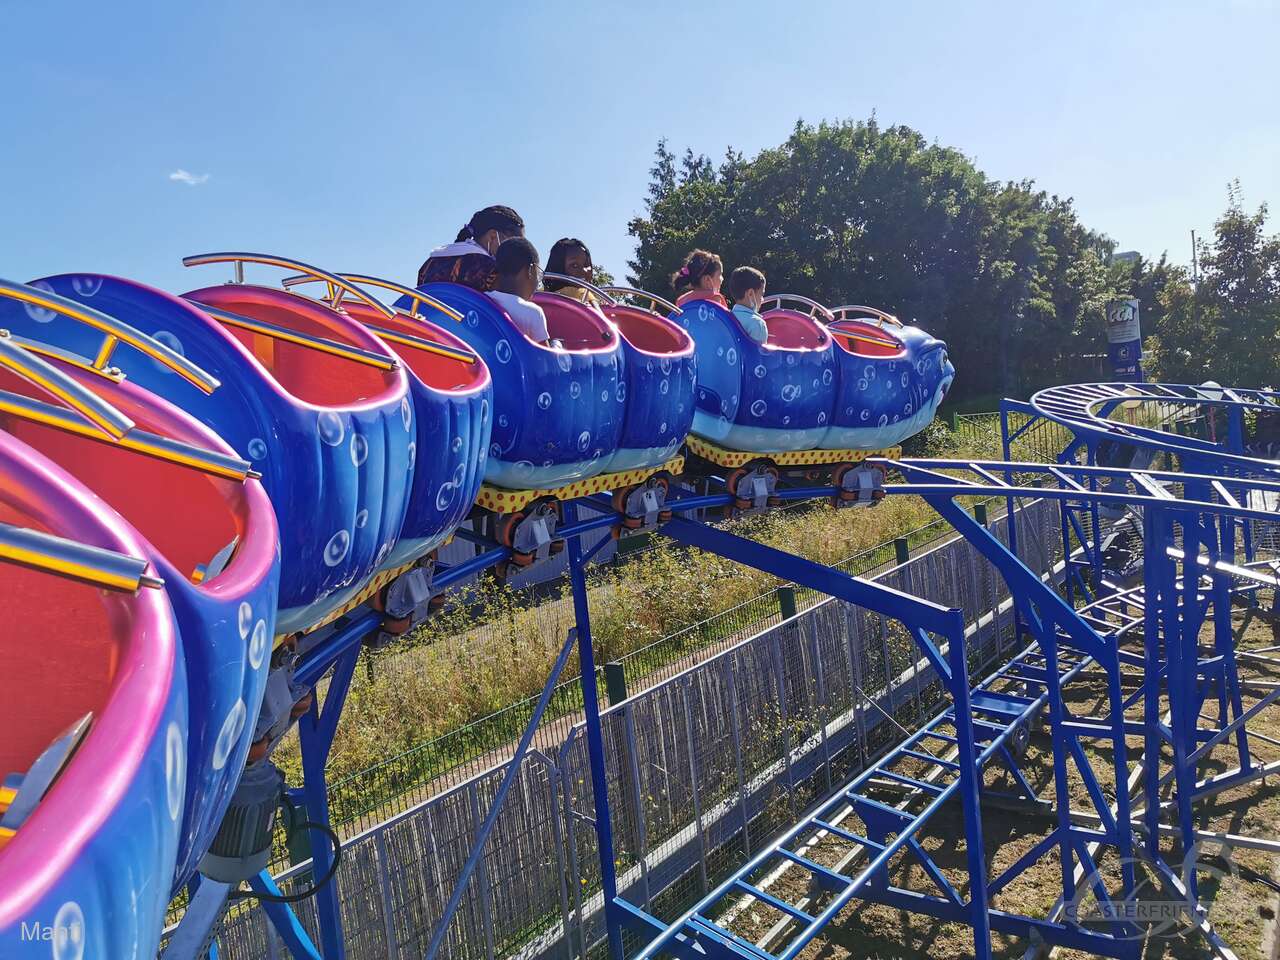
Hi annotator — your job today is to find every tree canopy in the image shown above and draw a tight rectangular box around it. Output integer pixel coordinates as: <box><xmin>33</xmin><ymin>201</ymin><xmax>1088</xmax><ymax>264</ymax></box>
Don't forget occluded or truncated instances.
<box><xmin>1143</xmin><ymin>184</ymin><xmax>1280</xmax><ymax>388</ymax></box>
<box><xmin>627</xmin><ymin>119</ymin><xmax>1280</xmax><ymax>402</ymax></box>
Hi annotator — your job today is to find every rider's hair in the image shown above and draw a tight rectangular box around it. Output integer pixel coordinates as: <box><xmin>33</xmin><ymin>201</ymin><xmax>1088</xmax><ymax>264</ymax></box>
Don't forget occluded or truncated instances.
<box><xmin>494</xmin><ymin>237</ymin><xmax>540</xmax><ymax>277</ymax></box>
<box><xmin>728</xmin><ymin>266</ymin><xmax>766</xmax><ymax>303</ymax></box>
<box><xmin>456</xmin><ymin>205</ymin><xmax>525</xmax><ymax>243</ymax></box>
<box><xmin>671</xmin><ymin>249</ymin><xmax>723</xmax><ymax>295</ymax></box>
<box><xmin>545</xmin><ymin>238</ymin><xmax>593</xmax><ymax>292</ymax></box>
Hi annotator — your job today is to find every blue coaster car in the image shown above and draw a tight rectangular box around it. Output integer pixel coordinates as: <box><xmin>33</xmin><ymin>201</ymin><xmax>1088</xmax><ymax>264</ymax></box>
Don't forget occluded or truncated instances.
<box><xmin>0</xmin><ymin>261</ymin><xmax>414</xmax><ymax>636</ymax></box>
<box><xmin>0</xmin><ymin>427</ymin><xmax>187</xmax><ymax>960</ymax></box>
<box><xmin>672</xmin><ymin>296</ymin><xmax>837</xmax><ymax>452</ymax></box>
<box><xmin>539</xmin><ymin>288</ymin><xmax>696</xmax><ymax>473</ymax></box>
<box><xmin>0</xmin><ymin>298</ymin><xmax>281</xmax><ymax>909</ymax></box>
<box><xmin>287</xmin><ymin>274</ymin><xmax>493</xmax><ymax>573</ymax></box>
<box><xmin>818</xmin><ymin>304</ymin><xmax>954</xmax><ymax>449</ymax></box>
<box><xmin>404</xmin><ymin>284</ymin><xmax>624</xmax><ymax>490</ymax></box>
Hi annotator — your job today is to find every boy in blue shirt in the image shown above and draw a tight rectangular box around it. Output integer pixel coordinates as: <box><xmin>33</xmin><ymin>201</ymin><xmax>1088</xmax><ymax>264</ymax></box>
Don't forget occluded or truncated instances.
<box><xmin>729</xmin><ymin>266</ymin><xmax>769</xmax><ymax>344</ymax></box>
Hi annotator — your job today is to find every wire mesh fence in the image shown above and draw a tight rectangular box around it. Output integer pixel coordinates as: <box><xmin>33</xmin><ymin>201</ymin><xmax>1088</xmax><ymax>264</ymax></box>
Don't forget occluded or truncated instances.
<box><xmin>170</xmin><ymin>408</ymin><xmax>1078</xmax><ymax>931</ymax></box>
<box><xmin>194</xmin><ymin>497</ymin><xmax>1062</xmax><ymax>960</ymax></box>
<box><xmin>312</xmin><ymin>501</ymin><xmax>990</xmax><ymax>851</ymax></box>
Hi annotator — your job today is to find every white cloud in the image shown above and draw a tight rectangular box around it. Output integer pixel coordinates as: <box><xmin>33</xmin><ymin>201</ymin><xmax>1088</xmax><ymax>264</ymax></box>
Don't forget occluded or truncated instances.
<box><xmin>169</xmin><ymin>168</ymin><xmax>210</xmax><ymax>187</ymax></box>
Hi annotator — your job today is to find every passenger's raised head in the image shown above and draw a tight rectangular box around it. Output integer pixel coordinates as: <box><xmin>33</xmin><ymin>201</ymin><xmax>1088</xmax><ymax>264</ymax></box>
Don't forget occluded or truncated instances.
<box><xmin>672</xmin><ymin>249</ymin><xmax>725</xmax><ymax>307</ymax></box>
<box><xmin>418</xmin><ymin>204</ymin><xmax>525</xmax><ymax>289</ymax></box>
<box><xmin>727</xmin><ymin>267</ymin><xmax>769</xmax><ymax>344</ymax></box>
<box><xmin>728</xmin><ymin>266</ymin><xmax>767</xmax><ymax>310</ymax></box>
<box><xmin>495</xmin><ymin>237</ymin><xmax>541</xmax><ymax>300</ymax></box>
<box><xmin>459</xmin><ymin>205</ymin><xmax>526</xmax><ymax>255</ymax></box>
<box><xmin>546</xmin><ymin>238</ymin><xmax>594</xmax><ymax>290</ymax></box>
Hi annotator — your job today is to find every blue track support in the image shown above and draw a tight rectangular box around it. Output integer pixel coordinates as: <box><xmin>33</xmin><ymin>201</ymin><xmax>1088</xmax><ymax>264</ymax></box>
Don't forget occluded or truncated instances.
<box><xmin>942</xmin><ymin>612</ymin><xmax>993</xmax><ymax>956</ymax></box>
<box><xmin>924</xmin><ymin>496</ymin><xmax>1138</xmax><ymax>908</ymax></box>
<box><xmin>423</xmin><ymin>611</ymin><xmax>584</xmax><ymax>960</ymax></box>
<box><xmin>563</xmin><ymin>501</ymin><xmax>626</xmax><ymax>960</ymax></box>
<box><xmin>249</xmin><ymin>872</ymin><xmax>324</xmax><ymax>960</ymax></box>
<box><xmin>660</xmin><ymin>516</ymin><xmax>958</xmax><ymax>635</ymax></box>
<box><xmin>1197</xmin><ymin>512</ymin><xmax>1253</xmax><ymax>777</ymax></box>
<box><xmin>625</xmin><ymin>615</ymin><xmax>1109</xmax><ymax>960</ymax></box>
<box><xmin>628</xmin><ymin>516</ymin><xmax>1002</xmax><ymax>960</ymax></box>
<box><xmin>294</xmin><ymin>610</ymin><xmax>383</xmax><ymax>688</ymax></box>
<box><xmin>297</xmin><ymin>644</ymin><xmax>361</xmax><ymax>960</ymax></box>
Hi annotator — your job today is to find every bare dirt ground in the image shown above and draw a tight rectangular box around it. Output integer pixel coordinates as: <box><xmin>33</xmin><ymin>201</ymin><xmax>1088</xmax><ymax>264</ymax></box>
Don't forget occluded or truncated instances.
<box><xmin>715</xmin><ymin>604</ymin><xmax>1280</xmax><ymax>960</ymax></box>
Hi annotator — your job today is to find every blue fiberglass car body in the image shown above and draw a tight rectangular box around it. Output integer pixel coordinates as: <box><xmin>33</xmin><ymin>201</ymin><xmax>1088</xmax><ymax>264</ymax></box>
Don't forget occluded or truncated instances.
<box><xmin>818</xmin><ymin>311</ymin><xmax>955</xmax><ymax>449</ymax></box>
<box><xmin>404</xmin><ymin>284</ymin><xmax>625</xmax><ymax>490</ymax></box>
<box><xmin>542</xmin><ymin>294</ymin><xmax>696</xmax><ymax>474</ymax></box>
<box><xmin>672</xmin><ymin>297</ymin><xmax>837</xmax><ymax>452</ymax></box>
<box><xmin>0</xmin><ymin>275</ymin><xmax>414</xmax><ymax>635</ymax></box>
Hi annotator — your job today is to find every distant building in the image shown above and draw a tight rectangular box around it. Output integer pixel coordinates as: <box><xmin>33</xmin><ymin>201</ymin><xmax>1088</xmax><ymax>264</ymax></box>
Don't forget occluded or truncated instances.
<box><xmin>1113</xmin><ymin>250</ymin><xmax>1140</xmax><ymax>264</ymax></box>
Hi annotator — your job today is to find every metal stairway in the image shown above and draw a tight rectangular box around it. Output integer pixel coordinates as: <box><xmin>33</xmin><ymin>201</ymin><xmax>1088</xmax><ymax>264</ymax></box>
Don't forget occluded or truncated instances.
<box><xmin>625</xmin><ymin>641</ymin><xmax>1094</xmax><ymax>960</ymax></box>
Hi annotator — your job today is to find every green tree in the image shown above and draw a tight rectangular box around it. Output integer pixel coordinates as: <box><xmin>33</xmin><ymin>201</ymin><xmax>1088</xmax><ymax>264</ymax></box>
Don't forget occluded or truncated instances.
<box><xmin>1145</xmin><ymin>184</ymin><xmax>1280</xmax><ymax>387</ymax></box>
<box><xmin>628</xmin><ymin>118</ymin><xmax>1120</xmax><ymax>402</ymax></box>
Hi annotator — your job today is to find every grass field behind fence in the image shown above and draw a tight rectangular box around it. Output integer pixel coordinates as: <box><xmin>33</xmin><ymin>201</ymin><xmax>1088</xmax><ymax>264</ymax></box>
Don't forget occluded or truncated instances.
<box><xmin>270</xmin><ymin>420</ymin><xmax>1015</xmax><ymax>835</ymax></box>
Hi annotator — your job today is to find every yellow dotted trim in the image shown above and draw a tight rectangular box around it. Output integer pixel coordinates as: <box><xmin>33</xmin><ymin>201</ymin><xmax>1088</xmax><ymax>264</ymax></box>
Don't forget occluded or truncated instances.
<box><xmin>281</xmin><ymin>558</ymin><xmax>419</xmax><ymax>641</ymax></box>
<box><xmin>478</xmin><ymin>456</ymin><xmax>685</xmax><ymax>513</ymax></box>
<box><xmin>685</xmin><ymin>435</ymin><xmax>901</xmax><ymax>469</ymax></box>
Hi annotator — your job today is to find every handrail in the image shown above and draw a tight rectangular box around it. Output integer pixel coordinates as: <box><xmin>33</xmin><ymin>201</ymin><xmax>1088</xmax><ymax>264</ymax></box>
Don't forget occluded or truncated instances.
<box><xmin>182</xmin><ymin>252</ymin><xmax>398</xmax><ymax>321</ymax></box>
<box><xmin>599</xmin><ymin>286</ymin><xmax>682</xmax><ymax>316</ymax></box>
<box><xmin>828</xmin><ymin>303</ymin><xmax>904</xmax><ymax>329</ymax></box>
<box><xmin>760</xmin><ymin>293</ymin><xmax>835</xmax><ymax>322</ymax></box>
<box><xmin>0</xmin><ymin>334</ymin><xmax>134</xmax><ymax>439</ymax></box>
<box><xmin>0</xmin><ymin>277</ymin><xmax>220</xmax><ymax>393</ymax></box>
<box><xmin>0</xmin><ymin>388</ymin><xmax>257</xmax><ymax>480</ymax></box>
<box><xmin>278</xmin><ymin>272</ymin><xmax>478</xmax><ymax>364</ymax></box>
<box><xmin>0</xmin><ymin>332</ymin><xmax>257</xmax><ymax>480</ymax></box>
<box><xmin>359</xmin><ymin>323</ymin><xmax>478</xmax><ymax>365</ymax></box>
<box><xmin>194</xmin><ymin>303</ymin><xmax>399</xmax><ymax>372</ymax></box>
<box><xmin>4</xmin><ymin>334</ymin><xmax>126</xmax><ymax>384</ymax></box>
<box><xmin>540</xmin><ymin>273</ymin><xmax>618</xmax><ymax>306</ymax></box>
<box><xmin>280</xmin><ymin>272</ymin><xmax>464</xmax><ymax>324</ymax></box>
<box><xmin>0</xmin><ymin>522</ymin><xmax>164</xmax><ymax>592</ymax></box>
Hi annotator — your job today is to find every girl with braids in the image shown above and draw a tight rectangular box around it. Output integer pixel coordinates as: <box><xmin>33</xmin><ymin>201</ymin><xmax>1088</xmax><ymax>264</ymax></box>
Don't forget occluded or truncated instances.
<box><xmin>671</xmin><ymin>249</ymin><xmax>726</xmax><ymax>308</ymax></box>
<box><xmin>417</xmin><ymin>205</ymin><xmax>525</xmax><ymax>290</ymax></box>
<box><xmin>544</xmin><ymin>238</ymin><xmax>602</xmax><ymax>307</ymax></box>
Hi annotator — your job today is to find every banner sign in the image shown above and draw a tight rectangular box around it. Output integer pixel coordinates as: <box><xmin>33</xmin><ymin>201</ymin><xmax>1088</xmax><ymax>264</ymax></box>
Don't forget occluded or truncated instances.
<box><xmin>1105</xmin><ymin>299</ymin><xmax>1143</xmax><ymax>382</ymax></box>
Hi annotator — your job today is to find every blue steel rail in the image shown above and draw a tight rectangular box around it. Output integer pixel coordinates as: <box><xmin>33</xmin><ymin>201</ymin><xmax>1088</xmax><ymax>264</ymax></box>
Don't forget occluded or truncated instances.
<box><xmin>868</xmin><ymin>457</ymin><xmax>1280</xmax><ymax>525</ymax></box>
<box><xmin>1022</xmin><ymin>381</ymin><xmax>1280</xmax><ymax>476</ymax></box>
<box><xmin>621</xmin><ymin>640</ymin><xmax>1129</xmax><ymax>960</ymax></box>
<box><xmin>165</xmin><ymin>396</ymin><xmax>1280</xmax><ymax>960</ymax></box>
<box><xmin>623</xmin><ymin>459</ymin><xmax>1266</xmax><ymax>960</ymax></box>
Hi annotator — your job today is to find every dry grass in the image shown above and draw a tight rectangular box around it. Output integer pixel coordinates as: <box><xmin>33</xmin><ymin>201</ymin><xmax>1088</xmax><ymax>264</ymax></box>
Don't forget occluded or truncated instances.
<box><xmin>274</xmin><ymin>427</ymin><xmax>996</xmax><ymax>794</ymax></box>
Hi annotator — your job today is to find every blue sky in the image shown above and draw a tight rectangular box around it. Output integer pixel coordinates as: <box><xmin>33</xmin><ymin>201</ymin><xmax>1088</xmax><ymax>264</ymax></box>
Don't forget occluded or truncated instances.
<box><xmin>2</xmin><ymin>0</ymin><xmax>1277</xmax><ymax>294</ymax></box>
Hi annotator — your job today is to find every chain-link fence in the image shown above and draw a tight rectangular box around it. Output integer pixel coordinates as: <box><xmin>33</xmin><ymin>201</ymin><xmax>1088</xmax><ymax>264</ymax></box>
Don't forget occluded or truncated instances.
<box><xmin>192</xmin><ymin>497</ymin><xmax>1061</xmax><ymax>960</ymax></box>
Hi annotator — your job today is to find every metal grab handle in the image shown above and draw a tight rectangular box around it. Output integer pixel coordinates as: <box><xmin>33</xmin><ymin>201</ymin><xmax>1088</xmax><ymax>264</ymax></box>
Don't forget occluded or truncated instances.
<box><xmin>194</xmin><ymin>304</ymin><xmax>399</xmax><ymax>371</ymax></box>
<box><xmin>0</xmin><ymin>521</ymin><xmax>163</xmax><ymax>592</ymax></box>
<box><xmin>0</xmin><ymin>388</ymin><xmax>257</xmax><ymax>481</ymax></box>
<box><xmin>540</xmin><ymin>273</ymin><xmax>618</xmax><ymax>306</ymax></box>
<box><xmin>0</xmin><ymin>334</ymin><xmax>134</xmax><ymax>439</ymax></box>
<box><xmin>280</xmin><ymin>273</ymin><xmax>479</xmax><ymax>364</ymax></box>
<box><xmin>0</xmin><ymin>334</ymin><xmax>257</xmax><ymax>480</ymax></box>
<box><xmin>760</xmin><ymin>293</ymin><xmax>835</xmax><ymax>322</ymax></box>
<box><xmin>600</xmin><ymin>286</ymin><xmax>682</xmax><ymax>316</ymax></box>
<box><xmin>280</xmin><ymin>272</ymin><xmax>464</xmax><ymax>324</ymax></box>
<box><xmin>359</xmin><ymin>323</ymin><xmax>478</xmax><ymax>365</ymax></box>
<box><xmin>4</xmin><ymin>334</ymin><xmax>125</xmax><ymax>384</ymax></box>
<box><xmin>828</xmin><ymin>304</ymin><xmax>904</xmax><ymax>328</ymax></box>
<box><xmin>0</xmin><ymin>278</ymin><xmax>220</xmax><ymax>394</ymax></box>
<box><xmin>183</xmin><ymin>252</ymin><xmax>397</xmax><ymax>320</ymax></box>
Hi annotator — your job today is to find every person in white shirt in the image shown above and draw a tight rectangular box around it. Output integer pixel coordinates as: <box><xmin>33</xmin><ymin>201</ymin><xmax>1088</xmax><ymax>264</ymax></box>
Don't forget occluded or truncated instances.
<box><xmin>488</xmin><ymin>238</ymin><xmax>552</xmax><ymax>344</ymax></box>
